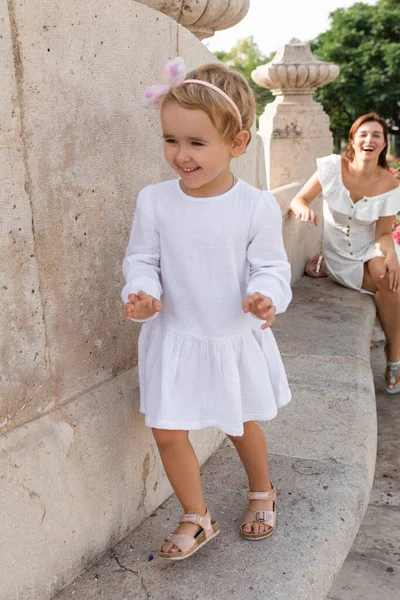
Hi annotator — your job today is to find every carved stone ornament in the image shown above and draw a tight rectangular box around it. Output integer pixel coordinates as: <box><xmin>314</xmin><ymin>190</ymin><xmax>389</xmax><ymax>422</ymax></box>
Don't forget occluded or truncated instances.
<box><xmin>252</xmin><ymin>38</ymin><xmax>340</xmax><ymax>96</ymax></box>
<box><xmin>135</xmin><ymin>0</ymin><xmax>250</xmax><ymax>40</ymax></box>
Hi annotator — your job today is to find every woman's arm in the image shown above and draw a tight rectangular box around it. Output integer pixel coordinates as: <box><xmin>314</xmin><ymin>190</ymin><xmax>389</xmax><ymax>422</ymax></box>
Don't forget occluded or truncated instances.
<box><xmin>375</xmin><ymin>216</ymin><xmax>397</xmax><ymax>256</ymax></box>
<box><xmin>375</xmin><ymin>215</ymin><xmax>400</xmax><ymax>291</ymax></box>
<box><xmin>289</xmin><ymin>171</ymin><xmax>322</xmax><ymax>226</ymax></box>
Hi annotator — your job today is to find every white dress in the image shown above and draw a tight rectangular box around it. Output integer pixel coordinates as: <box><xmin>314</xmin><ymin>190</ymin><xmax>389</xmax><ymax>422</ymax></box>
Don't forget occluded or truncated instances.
<box><xmin>317</xmin><ymin>154</ymin><xmax>400</xmax><ymax>294</ymax></box>
<box><xmin>121</xmin><ymin>178</ymin><xmax>292</xmax><ymax>436</ymax></box>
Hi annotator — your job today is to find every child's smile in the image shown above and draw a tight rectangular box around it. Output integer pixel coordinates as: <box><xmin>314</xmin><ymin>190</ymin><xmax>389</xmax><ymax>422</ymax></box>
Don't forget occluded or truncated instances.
<box><xmin>161</xmin><ymin>102</ymin><xmax>235</xmax><ymax>197</ymax></box>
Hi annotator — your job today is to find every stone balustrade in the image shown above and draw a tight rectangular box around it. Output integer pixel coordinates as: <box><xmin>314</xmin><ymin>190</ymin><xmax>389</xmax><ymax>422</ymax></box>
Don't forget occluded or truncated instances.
<box><xmin>252</xmin><ymin>38</ymin><xmax>340</xmax><ymax>192</ymax></box>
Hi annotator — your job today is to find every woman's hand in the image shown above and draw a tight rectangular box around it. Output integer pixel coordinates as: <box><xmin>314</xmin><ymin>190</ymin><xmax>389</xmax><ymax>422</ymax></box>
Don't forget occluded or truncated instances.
<box><xmin>291</xmin><ymin>199</ymin><xmax>318</xmax><ymax>225</ymax></box>
<box><xmin>242</xmin><ymin>293</ymin><xmax>276</xmax><ymax>329</ymax></box>
<box><xmin>382</xmin><ymin>251</ymin><xmax>400</xmax><ymax>291</ymax></box>
<box><xmin>289</xmin><ymin>172</ymin><xmax>322</xmax><ymax>226</ymax></box>
<box><xmin>125</xmin><ymin>291</ymin><xmax>163</xmax><ymax>320</ymax></box>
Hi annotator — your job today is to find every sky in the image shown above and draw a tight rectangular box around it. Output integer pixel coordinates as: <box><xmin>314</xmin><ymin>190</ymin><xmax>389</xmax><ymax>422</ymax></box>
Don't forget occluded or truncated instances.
<box><xmin>205</xmin><ymin>0</ymin><xmax>378</xmax><ymax>56</ymax></box>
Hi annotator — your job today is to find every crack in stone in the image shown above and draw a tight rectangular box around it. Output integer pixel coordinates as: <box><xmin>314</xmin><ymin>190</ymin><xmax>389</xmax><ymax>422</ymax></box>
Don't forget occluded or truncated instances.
<box><xmin>110</xmin><ymin>551</ymin><xmax>138</xmax><ymax>576</ymax></box>
<box><xmin>7</xmin><ymin>0</ymin><xmax>54</xmax><ymax>382</ymax></box>
<box><xmin>141</xmin><ymin>576</ymin><xmax>151</xmax><ymax>598</ymax></box>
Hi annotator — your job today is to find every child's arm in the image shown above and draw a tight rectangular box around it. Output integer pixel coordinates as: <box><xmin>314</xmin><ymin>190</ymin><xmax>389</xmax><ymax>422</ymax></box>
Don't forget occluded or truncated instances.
<box><xmin>122</xmin><ymin>186</ymin><xmax>163</xmax><ymax>321</ymax></box>
<box><xmin>244</xmin><ymin>192</ymin><xmax>292</xmax><ymax>320</ymax></box>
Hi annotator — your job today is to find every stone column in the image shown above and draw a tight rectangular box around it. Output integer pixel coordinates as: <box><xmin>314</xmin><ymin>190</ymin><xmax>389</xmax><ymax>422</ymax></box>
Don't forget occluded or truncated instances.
<box><xmin>252</xmin><ymin>38</ymin><xmax>339</xmax><ymax>190</ymax></box>
<box><xmin>135</xmin><ymin>0</ymin><xmax>250</xmax><ymax>40</ymax></box>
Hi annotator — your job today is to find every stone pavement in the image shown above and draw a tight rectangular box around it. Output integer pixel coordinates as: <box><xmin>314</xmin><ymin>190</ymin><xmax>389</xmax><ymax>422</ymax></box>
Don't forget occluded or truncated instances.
<box><xmin>53</xmin><ymin>278</ymin><xmax>377</xmax><ymax>600</ymax></box>
<box><xmin>328</xmin><ymin>341</ymin><xmax>400</xmax><ymax>599</ymax></box>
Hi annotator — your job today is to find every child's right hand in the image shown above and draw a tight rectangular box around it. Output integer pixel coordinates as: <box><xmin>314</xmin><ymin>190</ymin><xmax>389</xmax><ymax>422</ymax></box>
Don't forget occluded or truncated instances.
<box><xmin>125</xmin><ymin>291</ymin><xmax>163</xmax><ymax>321</ymax></box>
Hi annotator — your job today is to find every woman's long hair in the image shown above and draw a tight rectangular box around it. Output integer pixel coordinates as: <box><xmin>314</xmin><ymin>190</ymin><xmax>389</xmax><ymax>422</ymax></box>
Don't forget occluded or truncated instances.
<box><xmin>345</xmin><ymin>113</ymin><xmax>389</xmax><ymax>170</ymax></box>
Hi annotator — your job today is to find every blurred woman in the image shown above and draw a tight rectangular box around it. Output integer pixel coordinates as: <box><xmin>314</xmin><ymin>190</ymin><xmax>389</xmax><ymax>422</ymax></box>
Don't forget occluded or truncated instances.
<box><xmin>290</xmin><ymin>113</ymin><xmax>400</xmax><ymax>393</ymax></box>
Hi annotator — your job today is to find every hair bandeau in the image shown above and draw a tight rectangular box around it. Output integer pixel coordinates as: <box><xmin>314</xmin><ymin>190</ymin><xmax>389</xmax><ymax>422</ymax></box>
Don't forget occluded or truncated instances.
<box><xmin>141</xmin><ymin>57</ymin><xmax>243</xmax><ymax>129</ymax></box>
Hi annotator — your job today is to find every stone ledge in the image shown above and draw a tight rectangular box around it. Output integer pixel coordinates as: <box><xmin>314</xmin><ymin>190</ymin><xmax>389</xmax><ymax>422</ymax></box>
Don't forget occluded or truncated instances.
<box><xmin>53</xmin><ymin>277</ymin><xmax>377</xmax><ymax>600</ymax></box>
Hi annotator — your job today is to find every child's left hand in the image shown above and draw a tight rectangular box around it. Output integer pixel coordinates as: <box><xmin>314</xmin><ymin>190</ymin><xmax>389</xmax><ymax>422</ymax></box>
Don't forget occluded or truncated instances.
<box><xmin>242</xmin><ymin>293</ymin><xmax>276</xmax><ymax>329</ymax></box>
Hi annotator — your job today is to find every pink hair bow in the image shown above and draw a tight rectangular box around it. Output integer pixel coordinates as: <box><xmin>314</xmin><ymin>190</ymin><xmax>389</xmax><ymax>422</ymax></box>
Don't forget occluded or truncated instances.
<box><xmin>142</xmin><ymin>57</ymin><xmax>186</xmax><ymax>109</ymax></box>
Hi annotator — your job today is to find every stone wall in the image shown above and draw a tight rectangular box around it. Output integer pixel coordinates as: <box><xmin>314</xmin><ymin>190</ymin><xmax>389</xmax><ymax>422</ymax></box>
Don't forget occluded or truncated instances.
<box><xmin>0</xmin><ymin>2</ymin><xmax>266</xmax><ymax>599</ymax></box>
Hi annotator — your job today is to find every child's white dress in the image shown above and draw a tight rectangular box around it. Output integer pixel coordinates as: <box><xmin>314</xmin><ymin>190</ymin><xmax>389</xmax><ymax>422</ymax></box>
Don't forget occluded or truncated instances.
<box><xmin>317</xmin><ymin>154</ymin><xmax>400</xmax><ymax>295</ymax></box>
<box><xmin>122</xmin><ymin>179</ymin><xmax>292</xmax><ymax>436</ymax></box>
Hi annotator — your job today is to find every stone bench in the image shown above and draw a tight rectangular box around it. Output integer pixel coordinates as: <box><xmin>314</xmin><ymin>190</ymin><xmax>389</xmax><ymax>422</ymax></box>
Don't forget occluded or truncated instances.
<box><xmin>54</xmin><ymin>276</ymin><xmax>377</xmax><ymax>600</ymax></box>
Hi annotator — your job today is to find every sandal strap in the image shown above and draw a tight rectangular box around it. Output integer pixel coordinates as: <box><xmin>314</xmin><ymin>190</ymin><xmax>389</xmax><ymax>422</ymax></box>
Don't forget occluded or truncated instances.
<box><xmin>387</xmin><ymin>361</ymin><xmax>400</xmax><ymax>385</ymax></box>
<box><xmin>164</xmin><ymin>533</ymin><xmax>196</xmax><ymax>553</ymax></box>
<box><xmin>179</xmin><ymin>509</ymin><xmax>213</xmax><ymax>537</ymax></box>
<box><xmin>241</xmin><ymin>509</ymin><xmax>275</xmax><ymax>529</ymax></box>
<box><xmin>247</xmin><ymin>487</ymin><xmax>276</xmax><ymax>502</ymax></box>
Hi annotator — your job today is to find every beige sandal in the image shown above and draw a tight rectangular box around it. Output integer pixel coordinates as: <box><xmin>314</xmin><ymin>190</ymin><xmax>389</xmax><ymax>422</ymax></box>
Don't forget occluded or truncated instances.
<box><xmin>159</xmin><ymin>509</ymin><xmax>220</xmax><ymax>561</ymax></box>
<box><xmin>240</xmin><ymin>487</ymin><xmax>277</xmax><ymax>541</ymax></box>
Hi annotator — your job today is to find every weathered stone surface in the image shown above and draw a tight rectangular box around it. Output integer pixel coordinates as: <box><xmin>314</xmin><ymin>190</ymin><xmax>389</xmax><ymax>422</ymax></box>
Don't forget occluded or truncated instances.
<box><xmin>328</xmin><ymin>344</ymin><xmax>400</xmax><ymax>599</ymax></box>
<box><xmin>265</xmin><ymin>355</ymin><xmax>376</xmax><ymax>487</ymax></box>
<box><xmin>0</xmin><ymin>0</ymin><xmax>52</xmax><ymax>432</ymax></box>
<box><xmin>54</xmin><ymin>450</ymin><xmax>370</xmax><ymax>600</ymax></box>
<box><xmin>273</xmin><ymin>276</ymin><xmax>376</xmax><ymax>362</ymax></box>
<box><xmin>0</xmin><ymin>365</ymin><xmax>224</xmax><ymax>600</ymax></box>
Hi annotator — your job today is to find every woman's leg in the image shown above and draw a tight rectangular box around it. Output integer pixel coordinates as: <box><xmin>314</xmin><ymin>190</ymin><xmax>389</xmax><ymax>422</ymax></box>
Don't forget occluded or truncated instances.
<box><xmin>228</xmin><ymin>421</ymin><xmax>273</xmax><ymax>534</ymax></box>
<box><xmin>152</xmin><ymin>428</ymin><xmax>206</xmax><ymax>552</ymax></box>
<box><xmin>363</xmin><ymin>258</ymin><xmax>400</xmax><ymax>386</ymax></box>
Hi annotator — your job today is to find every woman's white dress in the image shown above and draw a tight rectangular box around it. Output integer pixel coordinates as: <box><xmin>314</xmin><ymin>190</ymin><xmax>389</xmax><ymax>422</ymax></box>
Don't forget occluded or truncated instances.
<box><xmin>122</xmin><ymin>179</ymin><xmax>292</xmax><ymax>436</ymax></box>
<box><xmin>317</xmin><ymin>154</ymin><xmax>400</xmax><ymax>294</ymax></box>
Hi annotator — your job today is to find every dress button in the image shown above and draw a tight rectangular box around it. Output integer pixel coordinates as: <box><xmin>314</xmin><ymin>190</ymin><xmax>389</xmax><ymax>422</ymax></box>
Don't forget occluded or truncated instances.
<box><xmin>349</xmin><ymin>217</ymin><xmax>352</xmax><ymax>220</ymax></box>
<box><xmin>348</xmin><ymin>243</ymin><xmax>351</xmax><ymax>247</ymax></box>
<box><xmin>350</xmin><ymin>252</ymin><xmax>354</xmax><ymax>256</ymax></box>
<box><xmin>364</xmin><ymin>199</ymin><xmax>367</xmax><ymax>202</ymax></box>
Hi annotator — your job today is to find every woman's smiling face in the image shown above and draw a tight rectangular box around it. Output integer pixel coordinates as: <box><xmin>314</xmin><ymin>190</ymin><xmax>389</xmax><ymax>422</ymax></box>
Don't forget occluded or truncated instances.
<box><xmin>352</xmin><ymin>120</ymin><xmax>386</xmax><ymax>163</ymax></box>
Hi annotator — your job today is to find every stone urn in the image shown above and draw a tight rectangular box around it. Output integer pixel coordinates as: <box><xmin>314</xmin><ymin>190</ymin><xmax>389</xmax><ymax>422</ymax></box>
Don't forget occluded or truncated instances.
<box><xmin>252</xmin><ymin>37</ymin><xmax>340</xmax><ymax>96</ymax></box>
<box><xmin>135</xmin><ymin>0</ymin><xmax>250</xmax><ymax>40</ymax></box>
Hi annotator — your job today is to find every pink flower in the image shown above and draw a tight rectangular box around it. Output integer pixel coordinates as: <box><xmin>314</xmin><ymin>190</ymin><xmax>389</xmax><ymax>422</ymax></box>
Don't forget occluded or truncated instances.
<box><xmin>392</xmin><ymin>225</ymin><xmax>400</xmax><ymax>245</ymax></box>
<box><xmin>389</xmin><ymin>167</ymin><xmax>400</xmax><ymax>180</ymax></box>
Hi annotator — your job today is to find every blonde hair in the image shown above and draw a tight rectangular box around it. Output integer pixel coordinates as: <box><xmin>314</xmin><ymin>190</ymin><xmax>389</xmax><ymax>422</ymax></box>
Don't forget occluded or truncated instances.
<box><xmin>162</xmin><ymin>63</ymin><xmax>256</xmax><ymax>147</ymax></box>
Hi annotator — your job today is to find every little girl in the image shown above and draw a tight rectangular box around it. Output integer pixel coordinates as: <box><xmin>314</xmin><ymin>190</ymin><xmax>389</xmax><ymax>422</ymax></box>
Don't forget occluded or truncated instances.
<box><xmin>122</xmin><ymin>57</ymin><xmax>292</xmax><ymax>560</ymax></box>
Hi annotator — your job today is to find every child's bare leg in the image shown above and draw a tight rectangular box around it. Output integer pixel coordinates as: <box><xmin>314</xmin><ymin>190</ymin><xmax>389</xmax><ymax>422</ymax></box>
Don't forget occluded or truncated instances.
<box><xmin>152</xmin><ymin>428</ymin><xmax>206</xmax><ymax>553</ymax></box>
<box><xmin>228</xmin><ymin>421</ymin><xmax>273</xmax><ymax>535</ymax></box>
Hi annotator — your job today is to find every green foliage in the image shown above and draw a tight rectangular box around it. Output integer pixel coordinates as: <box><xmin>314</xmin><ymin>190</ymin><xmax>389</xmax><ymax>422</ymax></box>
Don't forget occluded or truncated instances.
<box><xmin>214</xmin><ymin>37</ymin><xmax>274</xmax><ymax>120</ymax></box>
<box><xmin>310</xmin><ymin>0</ymin><xmax>400</xmax><ymax>147</ymax></box>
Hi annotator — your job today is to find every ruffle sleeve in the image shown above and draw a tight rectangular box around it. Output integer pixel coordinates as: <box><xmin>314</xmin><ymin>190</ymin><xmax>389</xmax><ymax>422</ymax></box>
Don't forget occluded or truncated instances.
<box><xmin>378</xmin><ymin>186</ymin><xmax>400</xmax><ymax>217</ymax></box>
<box><xmin>316</xmin><ymin>154</ymin><xmax>341</xmax><ymax>197</ymax></box>
<box><xmin>354</xmin><ymin>185</ymin><xmax>400</xmax><ymax>221</ymax></box>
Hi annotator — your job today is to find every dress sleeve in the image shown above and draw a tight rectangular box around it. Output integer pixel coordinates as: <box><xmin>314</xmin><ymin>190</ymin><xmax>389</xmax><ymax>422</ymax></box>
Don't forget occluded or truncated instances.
<box><xmin>316</xmin><ymin>154</ymin><xmax>340</xmax><ymax>196</ymax></box>
<box><xmin>378</xmin><ymin>185</ymin><xmax>400</xmax><ymax>217</ymax></box>
<box><xmin>246</xmin><ymin>192</ymin><xmax>292</xmax><ymax>314</ymax></box>
<box><xmin>121</xmin><ymin>185</ymin><xmax>162</xmax><ymax>305</ymax></box>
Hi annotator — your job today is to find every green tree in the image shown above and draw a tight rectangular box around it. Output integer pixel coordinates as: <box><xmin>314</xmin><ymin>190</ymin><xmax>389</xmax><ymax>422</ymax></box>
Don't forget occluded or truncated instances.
<box><xmin>310</xmin><ymin>0</ymin><xmax>400</xmax><ymax>150</ymax></box>
<box><xmin>214</xmin><ymin>36</ymin><xmax>274</xmax><ymax>120</ymax></box>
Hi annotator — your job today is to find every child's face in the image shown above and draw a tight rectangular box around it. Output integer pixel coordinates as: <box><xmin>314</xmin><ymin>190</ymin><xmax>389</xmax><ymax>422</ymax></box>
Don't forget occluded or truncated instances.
<box><xmin>161</xmin><ymin>102</ymin><xmax>235</xmax><ymax>194</ymax></box>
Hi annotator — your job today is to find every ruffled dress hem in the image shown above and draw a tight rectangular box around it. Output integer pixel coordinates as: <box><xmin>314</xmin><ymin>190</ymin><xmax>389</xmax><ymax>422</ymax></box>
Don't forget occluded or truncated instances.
<box><xmin>142</xmin><ymin>394</ymin><xmax>292</xmax><ymax>437</ymax></box>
